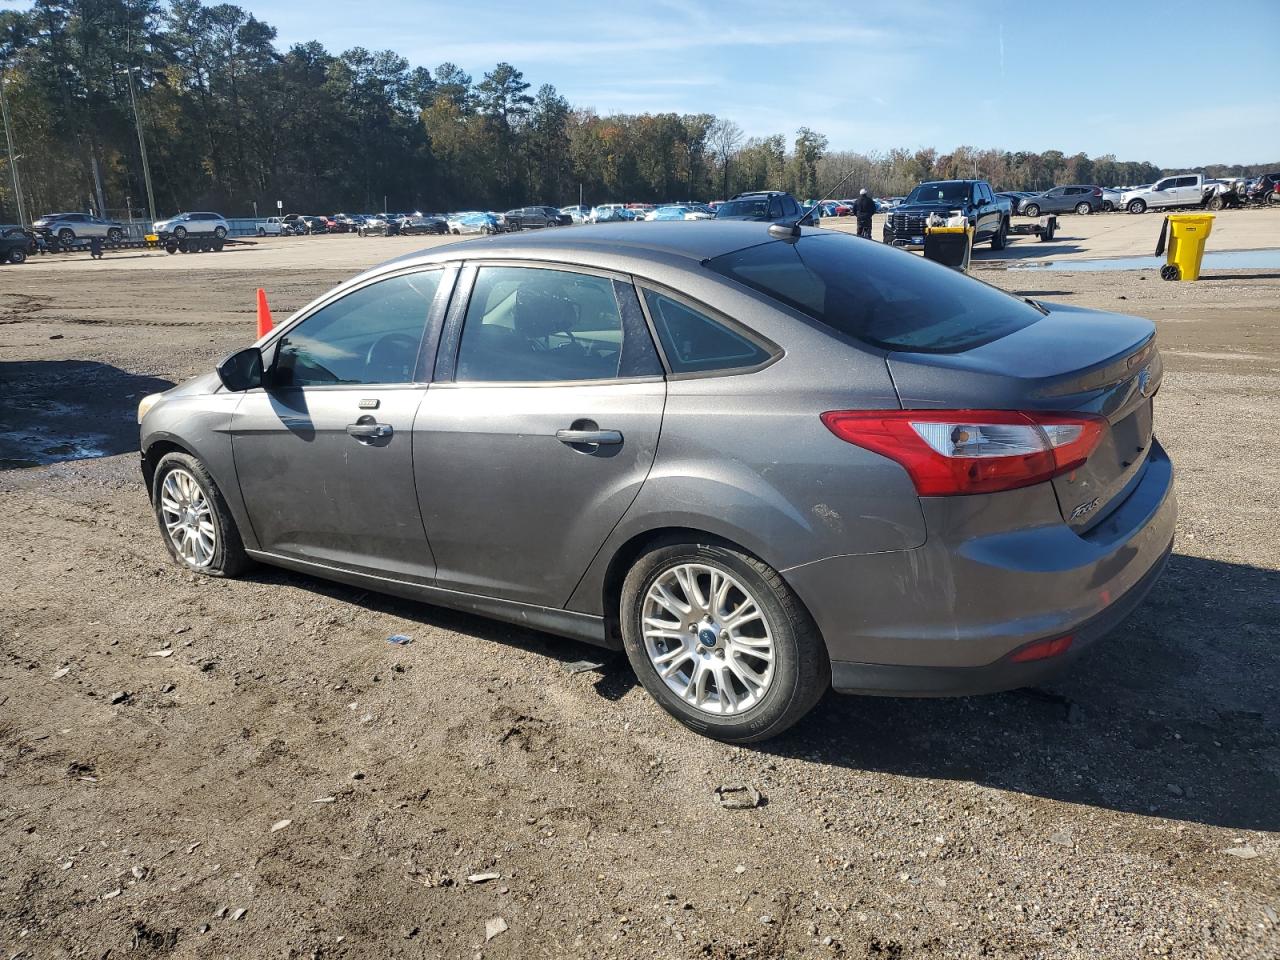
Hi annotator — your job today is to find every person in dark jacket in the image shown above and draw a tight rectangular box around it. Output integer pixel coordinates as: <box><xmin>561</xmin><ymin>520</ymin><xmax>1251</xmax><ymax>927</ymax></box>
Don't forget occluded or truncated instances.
<box><xmin>853</xmin><ymin>189</ymin><xmax>876</xmax><ymax>239</ymax></box>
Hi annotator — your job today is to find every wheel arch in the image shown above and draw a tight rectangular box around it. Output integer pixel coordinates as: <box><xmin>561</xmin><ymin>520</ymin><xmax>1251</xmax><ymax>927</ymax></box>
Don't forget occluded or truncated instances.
<box><xmin>141</xmin><ymin>436</ymin><xmax>199</xmax><ymax>496</ymax></box>
<box><xmin>589</xmin><ymin>524</ymin><xmax>824</xmax><ymax>650</ymax></box>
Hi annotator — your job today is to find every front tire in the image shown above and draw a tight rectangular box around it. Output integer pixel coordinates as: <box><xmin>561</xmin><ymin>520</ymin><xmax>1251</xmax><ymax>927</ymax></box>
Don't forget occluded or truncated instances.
<box><xmin>152</xmin><ymin>452</ymin><xmax>250</xmax><ymax>577</ymax></box>
<box><xmin>620</xmin><ymin>540</ymin><xmax>829</xmax><ymax>743</ymax></box>
<box><xmin>214</xmin><ymin>225</ymin><xmax>227</xmax><ymax>239</ymax></box>
<box><xmin>1127</xmin><ymin>199</ymin><xmax>1147</xmax><ymax>214</ymax></box>
<box><xmin>58</xmin><ymin>228</ymin><xmax>76</xmax><ymax>244</ymax></box>
<box><xmin>1022</xmin><ymin>203</ymin><xmax>1040</xmax><ymax>218</ymax></box>
<box><xmin>173</xmin><ymin>226</ymin><xmax>188</xmax><ymax>239</ymax></box>
<box><xmin>991</xmin><ymin>218</ymin><xmax>1008</xmax><ymax>250</ymax></box>
<box><xmin>8</xmin><ymin>248</ymin><xmax>26</xmax><ymax>264</ymax></box>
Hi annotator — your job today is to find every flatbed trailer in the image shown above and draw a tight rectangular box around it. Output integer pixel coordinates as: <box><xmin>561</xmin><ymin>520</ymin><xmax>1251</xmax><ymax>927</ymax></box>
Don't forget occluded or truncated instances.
<box><xmin>1008</xmin><ymin>215</ymin><xmax>1059</xmax><ymax>242</ymax></box>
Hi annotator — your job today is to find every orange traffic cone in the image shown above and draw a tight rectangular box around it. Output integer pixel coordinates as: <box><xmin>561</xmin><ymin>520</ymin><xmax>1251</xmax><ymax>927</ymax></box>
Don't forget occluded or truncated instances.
<box><xmin>256</xmin><ymin>288</ymin><xmax>274</xmax><ymax>338</ymax></box>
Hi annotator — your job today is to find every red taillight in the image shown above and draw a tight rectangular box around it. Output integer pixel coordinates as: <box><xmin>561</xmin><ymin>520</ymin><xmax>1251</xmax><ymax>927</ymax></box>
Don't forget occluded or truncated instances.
<box><xmin>1009</xmin><ymin>634</ymin><xmax>1074</xmax><ymax>663</ymax></box>
<box><xmin>820</xmin><ymin>409</ymin><xmax>1108</xmax><ymax>496</ymax></box>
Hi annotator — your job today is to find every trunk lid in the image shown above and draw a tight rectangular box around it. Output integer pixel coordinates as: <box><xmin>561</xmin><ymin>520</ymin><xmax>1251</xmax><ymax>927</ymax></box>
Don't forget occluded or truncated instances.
<box><xmin>886</xmin><ymin>303</ymin><xmax>1160</xmax><ymax>531</ymax></box>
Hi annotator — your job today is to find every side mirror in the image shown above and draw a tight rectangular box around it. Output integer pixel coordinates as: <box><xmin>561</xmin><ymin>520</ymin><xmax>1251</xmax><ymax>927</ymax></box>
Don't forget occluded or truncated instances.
<box><xmin>217</xmin><ymin>346</ymin><xmax>264</xmax><ymax>392</ymax></box>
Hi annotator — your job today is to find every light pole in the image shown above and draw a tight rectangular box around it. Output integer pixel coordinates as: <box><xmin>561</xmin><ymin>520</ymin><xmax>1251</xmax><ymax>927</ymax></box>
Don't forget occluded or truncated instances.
<box><xmin>118</xmin><ymin>65</ymin><xmax>156</xmax><ymax>226</ymax></box>
<box><xmin>0</xmin><ymin>73</ymin><xmax>26</xmax><ymax>227</ymax></box>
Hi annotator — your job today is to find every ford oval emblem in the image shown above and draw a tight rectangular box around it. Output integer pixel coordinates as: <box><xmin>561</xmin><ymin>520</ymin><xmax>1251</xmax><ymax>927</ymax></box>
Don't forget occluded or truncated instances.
<box><xmin>1137</xmin><ymin>366</ymin><xmax>1152</xmax><ymax>398</ymax></box>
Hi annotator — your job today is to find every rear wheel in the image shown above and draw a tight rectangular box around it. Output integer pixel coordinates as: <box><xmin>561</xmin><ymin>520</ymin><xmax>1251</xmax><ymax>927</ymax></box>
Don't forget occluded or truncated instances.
<box><xmin>151</xmin><ymin>452</ymin><xmax>250</xmax><ymax>577</ymax></box>
<box><xmin>257</xmin><ymin>227</ymin><xmax>266</xmax><ymax>237</ymax></box>
<box><xmin>107</xmin><ymin>227</ymin><xmax>123</xmax><ymax>242</ymax></box>
<box><xmin>1102</xmin><ymin>200</ymin><xmax>1114</xmax><ymax>213</ymax></box>
<box><xmin>620</xmin><ymin>540</ymin><xmax>829</xmax><ymax>743</ymax></box>
<box><xmin>8</xmin><ymin>248</ymin><xmax>26</xmax><ymax>264</ymax></box>
<box><xmin>1075</xmin><ymin>202</ymin><xmax>1092</xmax><ymax>215</ymax></box>
<box><xmin>1022</xmin><ymin>203</ymin><xmax>1040</xmax><ymax>218</ymax></box>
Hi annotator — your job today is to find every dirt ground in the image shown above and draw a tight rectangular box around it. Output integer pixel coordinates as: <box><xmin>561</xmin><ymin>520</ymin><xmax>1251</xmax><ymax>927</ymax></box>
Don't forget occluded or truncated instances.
<box><xmin>1</xmin><ymin>217</ymin><xmax>1278</xmax><ymax>959</ymax></box>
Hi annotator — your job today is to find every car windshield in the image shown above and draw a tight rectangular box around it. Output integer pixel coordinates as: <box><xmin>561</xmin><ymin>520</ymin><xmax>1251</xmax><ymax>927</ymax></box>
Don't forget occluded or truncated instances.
<box><xmin>706</xmin><ymin>233</ymin><xmax>1043</xmax><ymax>354</ymax></box>
<box><xmin>906</xmin><ymin>182</ymin><xmax>970</xmax><ymax>203</ymax></box>
<box><xmin>717</xmin><ymin>199</ymin><xmax>768</xmax><ymax>218</ymax></box>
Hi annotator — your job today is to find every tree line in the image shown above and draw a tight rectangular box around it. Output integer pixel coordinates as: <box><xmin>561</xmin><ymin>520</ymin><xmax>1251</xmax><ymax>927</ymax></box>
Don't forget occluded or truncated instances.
<box><xmin>0</xmin><ymin>1</ymin><xmax>1274</xmax><ymax>223</ymax></box>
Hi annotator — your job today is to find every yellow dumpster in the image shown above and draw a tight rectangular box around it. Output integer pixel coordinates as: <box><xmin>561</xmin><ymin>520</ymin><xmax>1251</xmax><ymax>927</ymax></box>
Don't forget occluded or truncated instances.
<box><xmin>1157</xmin><ymin>213</ymin><xmax>1214</xmax><ymax>281</ymax></box>
<box><xmin>923</xmin><ymin>224</ymin><xmax>974</xmax><ymax>273</ymax></box>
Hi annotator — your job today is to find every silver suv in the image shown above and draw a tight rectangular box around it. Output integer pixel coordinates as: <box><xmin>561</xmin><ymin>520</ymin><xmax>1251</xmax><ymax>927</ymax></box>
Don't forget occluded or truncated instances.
<box><xmin>153</xmin><ymin>212</ymin><xmax>230</xmax><ymax>240</ymax></box>
<box><xmin>32</xmin><ymin>212</ymin><xmax>125</xmax><ymax>243</ymax></box>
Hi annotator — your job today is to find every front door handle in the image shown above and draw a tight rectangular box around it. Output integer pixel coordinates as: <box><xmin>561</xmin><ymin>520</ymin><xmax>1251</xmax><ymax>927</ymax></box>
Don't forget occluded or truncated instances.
<box><xmin>347</xmin><ymin>422</ymin><xmax>393</xmax><ymax>440</ymax></box>
<box><xmin>556</xmin><ymin>428</ymin><xmax>622</xmax><ymax>446</ymax></box>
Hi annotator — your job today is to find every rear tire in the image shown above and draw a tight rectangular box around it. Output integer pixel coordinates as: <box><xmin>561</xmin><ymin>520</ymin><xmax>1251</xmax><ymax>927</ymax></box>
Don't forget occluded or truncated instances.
<box><xmin>620</xmin><ymin>539</ymin><xmax>829</xmax><ymax>743</ymax></box>
<box><xmin>1102</xmin><ymin>200</ymin><xmax>1114</xmax><ymax>212</ymax></box>
<box><xmin>151</xmin><ymin>452</ymin><xmax>251</xmax><ymax>577</ymax></box>
<box><xmin>1022</xmin><ymin>203</ymin><xmax>1040</xmax><ymax>218</ymax></box>
<box><xmin>1075</xmin><ymin>202</ymin><xmax>1092</xmax><ymax>215</ymax></box>
<box><xmin>107</xmin><ymin>227</ymin><xmax>123</xmax><ymax>242</ymax></box>
<box><xmin>8</xmin><ymin>248</ymin><xmax>26</xmax><ymax>264</ymax></box>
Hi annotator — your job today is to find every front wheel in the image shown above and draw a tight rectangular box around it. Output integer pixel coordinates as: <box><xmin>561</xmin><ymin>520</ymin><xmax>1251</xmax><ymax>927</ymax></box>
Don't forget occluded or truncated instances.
<box><xmin>173</xmin><ymin>226</ymin><xmax>188</xmax><ymax>239</ymax></box>
<box><xmin>1022</xmin><ymin>203</ymin><xmax>1040</xmax><ymax>218</ymax></box>
<box><xmin>1127</xmin><ymin>199</ymin><xmax>1147</xmax><ymax>214</ymax></box>
<box><xmin>58</xmin><ymin>228</ymin><xmax>76</xmax><ymax>244</ymax></box>
<box><xmin>213</xmin><ymin>225</ymin><xmax>227</xmax><ymax>239</ymax></box>
<box><xmin>152</xmin><ymin>452</ymin><xmax>250</xmax><ymax>577</ymax></box>
<box><xmin>620</xmin><ymin>540</ymin><xmax>829</xmax><ymax>743</ymax></box>
<box><xmin>1075</xmin><ymin>202</ymin><xmax>1092</xmax><ymax>215</ymax></box>
<box><xmin>990</xmin><ymin>218</ymin><xmax>1007</xmax><ymax>250</ymax></box>
<box><xmin>8</xmin><ymin>247</ymin><xmax>26</xmax><ymax>264</ymax></box>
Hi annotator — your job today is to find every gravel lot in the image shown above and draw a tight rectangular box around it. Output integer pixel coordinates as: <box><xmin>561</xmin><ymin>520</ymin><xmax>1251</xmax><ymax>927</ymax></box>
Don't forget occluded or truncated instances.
<box><xmin>2</xmin><ymin>215</ymin><xmax>1278</xmax><ymax>959</ymax></box>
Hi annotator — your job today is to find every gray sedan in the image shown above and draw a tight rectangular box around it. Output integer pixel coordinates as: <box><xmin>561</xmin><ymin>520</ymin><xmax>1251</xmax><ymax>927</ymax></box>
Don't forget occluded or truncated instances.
<box><xmin>1019</xmin><ymin>185</ymin><xmax>1103</xmax><ymax>217</ymax></box>
<box><xmin>137</xmin><ymin>223</ymin><xmax>1175</xmax><ymax>742</ymax></box>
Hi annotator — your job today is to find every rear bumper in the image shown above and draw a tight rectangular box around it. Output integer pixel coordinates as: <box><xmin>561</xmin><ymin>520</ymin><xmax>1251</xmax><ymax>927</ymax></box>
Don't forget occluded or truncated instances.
<box><xmin>784</xmin><ymin>438</ymin><xmax>1176</xmax><ymax>696</ymax></box>
<box><xmin>828</xmin><ymin>539</ymin><xmax>1171</xmax><ymax>696</ymax></box>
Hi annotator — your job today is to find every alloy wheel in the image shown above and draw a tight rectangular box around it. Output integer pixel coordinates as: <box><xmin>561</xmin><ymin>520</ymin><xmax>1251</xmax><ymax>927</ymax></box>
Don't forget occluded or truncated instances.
<box><xmin>641</xmin><ymin>562</ymin><xmax>775</xmax><ymax>716</ymax></box>
<box><xmin>159</xmin><ymin>468</ymin><xmax>217</xmax><ymax>568</ymax></box>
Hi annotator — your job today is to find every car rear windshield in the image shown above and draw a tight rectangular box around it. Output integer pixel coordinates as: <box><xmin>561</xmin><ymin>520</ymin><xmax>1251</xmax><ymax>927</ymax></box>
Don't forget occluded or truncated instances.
<box><xmin>705</xmin><ymin>233</ymin><xmax>1044</xmax><ymax>354</ymax></box>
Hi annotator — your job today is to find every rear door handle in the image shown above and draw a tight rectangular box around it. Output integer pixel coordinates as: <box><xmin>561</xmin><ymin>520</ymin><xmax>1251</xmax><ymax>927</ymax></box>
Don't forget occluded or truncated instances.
<box><xmin>346</xmin><ymin>422</ymin><xmax>393</xmax><ymax>440</ymax></box>
<box><xmin>556</xmin><ymin>428</ymin><xmax>622</xmax><ymax>446</ymax></box>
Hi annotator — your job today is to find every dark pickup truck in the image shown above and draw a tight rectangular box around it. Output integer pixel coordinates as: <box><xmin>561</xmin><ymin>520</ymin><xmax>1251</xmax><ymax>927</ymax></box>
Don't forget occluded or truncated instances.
<box><xmin>883</xmin><ymin>179</ymin><xmax>1012</xmax><ymax>250</ymax></box>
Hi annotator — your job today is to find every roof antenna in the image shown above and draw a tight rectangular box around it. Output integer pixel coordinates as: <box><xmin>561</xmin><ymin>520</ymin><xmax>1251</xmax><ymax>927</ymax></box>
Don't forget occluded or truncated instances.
<box><xmin>768</xmin><ymin>169</ymin><xmax>858</xmax><ymax>241</ymax></box>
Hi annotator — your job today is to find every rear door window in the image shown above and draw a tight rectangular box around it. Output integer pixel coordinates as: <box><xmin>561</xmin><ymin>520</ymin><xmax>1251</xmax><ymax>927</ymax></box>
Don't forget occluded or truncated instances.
<box><xmin>707</xmin><ymin>233</ymin><xmax>1043</xmax><ymax>354</ymax></box>
<box><xmin>455</xmin><ymin>267</ymin><xmax>657</xmax><ymax>382</ymax></box>
<box><xmin>640</xmin><ymin>289</ymin><xmax>773</xmax><ymax>374</ymax></box>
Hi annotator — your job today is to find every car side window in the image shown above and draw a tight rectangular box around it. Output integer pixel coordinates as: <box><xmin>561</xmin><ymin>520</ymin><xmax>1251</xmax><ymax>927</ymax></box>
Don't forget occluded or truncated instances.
<box><xmin>456</xmin><ymin>267</ymin><xmax>629</xmax><ymax>383</ymax></box>
<box><xmin>784</xmin><ymin>196</ymin><xmax>800</xmax><ymax>216</ymax></box>
<box><xmin>641</xmin><ymin>289</ymin><xmax>772</xmax><ymax>374</ymax></box>
<box><xmin>768</xmin><ymin>197</ymin><xmax>783</xmax><ymax>218</ymax></box>
<box><xmin>273</xmin><ymin>271</ymin><xmax>441</xmax><ymax>387</ymax></box>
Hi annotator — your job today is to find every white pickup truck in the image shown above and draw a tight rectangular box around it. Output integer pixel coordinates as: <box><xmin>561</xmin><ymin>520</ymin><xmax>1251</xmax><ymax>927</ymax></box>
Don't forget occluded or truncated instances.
<box><xmin>254</xmin><ymin>217</ymin><xmax>286</xmax><ymax>237</ymax></box>
<box><xmin>1122</xmin><ymin>174</ymin><xmax>1207</xmax><ymax>214</ymax></box>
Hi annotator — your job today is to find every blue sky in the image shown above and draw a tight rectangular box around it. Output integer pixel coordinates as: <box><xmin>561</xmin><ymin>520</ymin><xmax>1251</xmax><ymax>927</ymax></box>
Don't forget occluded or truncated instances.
<box><xmin>12</xmin><ymin>0</ymin><xmax>1277</xmax><ymax>166</ymax></box>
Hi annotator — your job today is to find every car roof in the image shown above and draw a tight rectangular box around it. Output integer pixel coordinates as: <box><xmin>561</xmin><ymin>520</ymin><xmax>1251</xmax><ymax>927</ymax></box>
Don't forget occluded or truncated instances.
<box><xmin>367</xmin><ymin>221</ymin><xmax>798</xmax><ymax>278</ymax></box>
